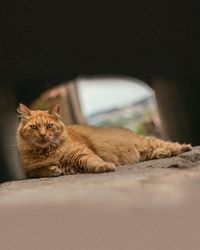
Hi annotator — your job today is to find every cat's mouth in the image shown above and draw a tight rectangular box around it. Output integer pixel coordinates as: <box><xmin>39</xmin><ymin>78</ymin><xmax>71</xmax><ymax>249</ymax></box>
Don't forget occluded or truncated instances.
<box><xmin>40</xmin><ymin>139</ymin><xmax>48</xmax><ymax>143</ymax></box>
<box><xmin>35</xmin><ymin>138</ymin><xmax>51</xmax><ymax>146</ymax></box>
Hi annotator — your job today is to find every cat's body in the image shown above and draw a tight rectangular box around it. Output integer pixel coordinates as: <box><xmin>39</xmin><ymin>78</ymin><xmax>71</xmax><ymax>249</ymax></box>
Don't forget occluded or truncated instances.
<box><xmin>17</xmin><ymin>104</ymin><xmax>192</xmax><ymax>178</ymax></box>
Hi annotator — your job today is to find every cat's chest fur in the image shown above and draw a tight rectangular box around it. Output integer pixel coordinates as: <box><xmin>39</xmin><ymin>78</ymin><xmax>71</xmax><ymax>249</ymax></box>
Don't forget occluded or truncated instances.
<box><xmin>21</xmin><ymin>140</ymin><xmax>83</xmax><ymax>170</ymax></box>
<box><xmin>21</xmin><ymin>144</ymin><xmax>64</xmax><ymax>168</ymax></box>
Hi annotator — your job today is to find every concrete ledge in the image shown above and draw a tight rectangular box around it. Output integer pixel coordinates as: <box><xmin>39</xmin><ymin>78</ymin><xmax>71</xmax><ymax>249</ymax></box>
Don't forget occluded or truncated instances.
<box><xmin>1</xmin><ymin>147</ymin><xmax>200</xmax><ymax>207</ymax></box>
<box><xmin>1</xmin><ymin>147</ymin><xmax>200</xmax><ymax>250</ymax></box>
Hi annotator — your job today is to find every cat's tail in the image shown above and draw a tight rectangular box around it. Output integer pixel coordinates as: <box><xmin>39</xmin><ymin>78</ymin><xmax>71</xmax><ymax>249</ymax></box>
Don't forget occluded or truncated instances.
<box><xmin>135</xmin><ymin>135</ymin><xmax>192</xmax><ymax>161</ymax></box>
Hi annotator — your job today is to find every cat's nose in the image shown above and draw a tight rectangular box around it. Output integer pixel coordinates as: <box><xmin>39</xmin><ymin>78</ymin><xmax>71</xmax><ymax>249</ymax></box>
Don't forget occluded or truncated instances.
<box><xmin>39</xmin><ymin>133</ymin><xmax>46</xmax><ymax>138</ymax></box>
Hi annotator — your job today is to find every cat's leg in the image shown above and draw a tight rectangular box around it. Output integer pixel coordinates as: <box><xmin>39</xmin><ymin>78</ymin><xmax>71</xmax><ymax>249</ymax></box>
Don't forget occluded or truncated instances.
<box><xmin>66</xmin><ymin>150</ymin><xmax>116</xmax><ymax>174</ymax></box>
<box><xmin>86</xmin><ymin>156</ymin><xmax>115</xmax><ymax>173</ymax></box>
<box><xmin>150</xmin><ymin>148</ymin><xmax>171</xmax><ymax>159</ymax></box>
<box><xmin>27</xmin><ymin>165</ymin><xmax>63</xmax><ymax>178</ymax></box>
<box><xmin>85</xmin><ymin>155</ymin><xmax>116</xmax><ymax>173</ymax></box>
<box><xmin>153</xmin><ymin>141</ymin><xmax>192</xmax><ymax>159</ymax></box>
<box><xmin>137</xmin><ymin>136</ymin><xmax>192</xmax><ymax>161</ymax></box>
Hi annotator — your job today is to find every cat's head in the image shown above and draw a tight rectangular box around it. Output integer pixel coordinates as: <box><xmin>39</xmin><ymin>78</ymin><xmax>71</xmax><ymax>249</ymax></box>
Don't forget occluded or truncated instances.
<box><xmin>17</xmin><ymin>103</ymin><xmax>65</xmax><ymax>148</ymax></box>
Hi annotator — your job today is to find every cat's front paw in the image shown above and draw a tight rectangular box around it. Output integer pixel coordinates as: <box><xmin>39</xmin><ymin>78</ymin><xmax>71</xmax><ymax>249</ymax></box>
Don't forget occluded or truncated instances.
<box><xmin>48</xmin><ymin>165</ymin><xmax>63</xmax><ymax>176</ymax></box>
<box><xmin>27</xmin><ymin>165</ymin><xmax>63</xmax><ymax>178</ymax></box>
<box><xmin>95</xmin><ymin>163</ymin><xmax>116</xmax><ymax>173</ymax></box>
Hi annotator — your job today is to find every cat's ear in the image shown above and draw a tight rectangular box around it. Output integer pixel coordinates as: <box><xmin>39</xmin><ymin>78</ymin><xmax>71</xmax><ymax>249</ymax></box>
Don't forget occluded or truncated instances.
<box><xmin>48</xmin><ymin>104</ymin><xmax>60</xmax><ymax>115</ymax></box>
<box><xmin>17</xmin><ymin>103</ymin><xmax>31</xmax><ymax>120</ymax></box>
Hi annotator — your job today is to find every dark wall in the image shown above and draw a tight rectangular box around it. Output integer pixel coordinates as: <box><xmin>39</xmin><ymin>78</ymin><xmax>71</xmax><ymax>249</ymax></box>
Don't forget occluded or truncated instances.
<box><xmin>1</xmin><ymin>1</ymin><xmax>199</xmax><ymax>90</ymax></box>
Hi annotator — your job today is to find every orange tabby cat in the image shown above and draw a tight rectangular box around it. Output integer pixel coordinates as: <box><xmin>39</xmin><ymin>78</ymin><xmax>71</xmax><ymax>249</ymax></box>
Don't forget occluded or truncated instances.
<box><xmin>16</xmin><ymin>103</ymin><xmax>192</xmax><ymax>178</ymax></box>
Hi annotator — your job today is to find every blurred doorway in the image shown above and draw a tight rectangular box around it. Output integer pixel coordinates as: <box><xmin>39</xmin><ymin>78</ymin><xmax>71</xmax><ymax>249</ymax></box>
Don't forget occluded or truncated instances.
<box><xmin>31</xmin><ymin>76</ymin><xmax>161</xmax><ymax>137</ymax></box>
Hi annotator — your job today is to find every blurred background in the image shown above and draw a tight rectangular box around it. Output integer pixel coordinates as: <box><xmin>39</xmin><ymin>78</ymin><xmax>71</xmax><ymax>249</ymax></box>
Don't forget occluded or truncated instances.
<box><xmin>31</xmin><ymin>77</ymin><xmax>161</xmax><ymax>137</ymax></box>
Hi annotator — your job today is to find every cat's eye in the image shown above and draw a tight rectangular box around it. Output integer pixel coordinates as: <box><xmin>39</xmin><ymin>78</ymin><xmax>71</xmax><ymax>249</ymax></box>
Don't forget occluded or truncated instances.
<box><xmin>30</xmin><ymin>124</ymin><xmax>37</xmax><ymax>129</ymax></box>
<box><xmin>46</xmin><ymin>123</ymin><xmax>53</xmax><ymax>129</ymax></box>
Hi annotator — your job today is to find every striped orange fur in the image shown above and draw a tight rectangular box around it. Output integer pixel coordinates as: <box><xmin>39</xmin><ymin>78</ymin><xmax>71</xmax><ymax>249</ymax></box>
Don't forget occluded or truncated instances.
<box><xmin>17</xmin><ymin>104</ymin><xmax>192</xmax><ymax>178</ymax></box>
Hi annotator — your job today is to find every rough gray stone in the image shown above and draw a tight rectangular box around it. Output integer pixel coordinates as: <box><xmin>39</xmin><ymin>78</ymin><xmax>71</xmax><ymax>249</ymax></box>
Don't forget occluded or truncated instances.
<box><xmin>1</xmin><ymin>147</ymin><xmax>200</xmax><ymax>250</ymax></box>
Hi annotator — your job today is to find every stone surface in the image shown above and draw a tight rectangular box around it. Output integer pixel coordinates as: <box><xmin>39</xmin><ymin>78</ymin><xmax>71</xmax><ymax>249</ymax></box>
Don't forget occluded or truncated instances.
<box><xmin>1</xmin><ymin>147</ymin><xmax>200</xmax><ymax>250</ymax></box>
